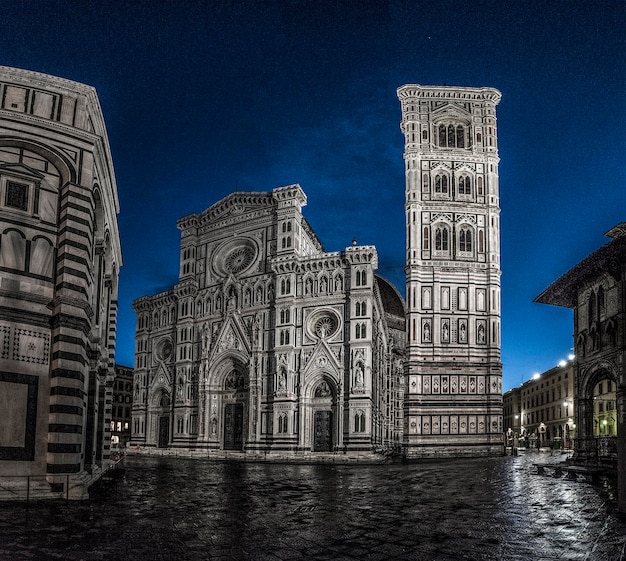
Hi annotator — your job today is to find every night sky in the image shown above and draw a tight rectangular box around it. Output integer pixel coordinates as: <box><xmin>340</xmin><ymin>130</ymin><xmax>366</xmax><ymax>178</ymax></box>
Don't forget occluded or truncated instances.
<box><xmin>1</xmin><ymin>1</ymin><xmax>624</xmax><ymax>391</ymax></box>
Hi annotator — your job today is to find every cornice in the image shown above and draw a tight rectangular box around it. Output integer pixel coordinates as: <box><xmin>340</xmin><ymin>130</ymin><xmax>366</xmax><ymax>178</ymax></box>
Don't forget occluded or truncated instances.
<box><xmin>397</xmin><ymin>84</ymin><xmax>502</xmax><ymax>104</ymax></box>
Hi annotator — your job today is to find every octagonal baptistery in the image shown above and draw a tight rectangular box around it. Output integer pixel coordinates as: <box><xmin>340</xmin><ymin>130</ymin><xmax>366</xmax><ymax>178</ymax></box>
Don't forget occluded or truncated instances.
<box><xmin>132</xmin><ymin>184</ymin><xmax>405</xmax><ymax>459</ymax></box>
<box><xmin>0</xmin><ymin>67</ymin><xmax>121</xmax><ymax>497</ymax></box>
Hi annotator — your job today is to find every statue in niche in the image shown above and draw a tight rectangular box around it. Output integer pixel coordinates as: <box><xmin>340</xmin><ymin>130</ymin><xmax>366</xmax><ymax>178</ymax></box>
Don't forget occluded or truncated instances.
<box><xmin>278</xmin><ymin>369</ymin><xmax>287</xmax><ymax>391</ymax></box>
<box><xmin>210</xmin><ymin>417</ymin><xmax>217</xmax><ymax>436</ymax></box>
<box><xmin>202</xmin><ymin>322</ymin><xmax>211</xmax><ymax>357</ymax></box>
<box><xmin>355</xmin><ymin>363</ymin><xmax>364</xmax><ymax>387</ymax></box>
<box><xmin>315</xmin><ymin>381</ymin><xmax>331</xmax><ymax>398</ymax></box>
<box><xmin>423</xmin><ymin>320</ymin><xmax>431</xmax><ymax>342</ymax></box>
<box><xmin>227</xmin><ymin>286</ymin><xmax>237</xmax><ymax>310</ymax></box>
<box><xmin>477</xmin><ymin>322</ymin><xmax>485</xmax><ymax>344</ymax></box>
<box><xmin>335</xmin><ymin>276</ymin><xmax>343</xmax><ymax>291</ymax></box>
<box><xmin>320</xmin><ymin>277</ymin><xmax>328</xmax><ymax>292</ymax></box>
<box><xmin>305</xmin><ymin>278</ymin><xmax>313</xmax><ymax>295</ymax></box>
<box><xmin>459</xmin><ymin>321</ymin><xmax>467</xmax><ymax>343</ymax></box>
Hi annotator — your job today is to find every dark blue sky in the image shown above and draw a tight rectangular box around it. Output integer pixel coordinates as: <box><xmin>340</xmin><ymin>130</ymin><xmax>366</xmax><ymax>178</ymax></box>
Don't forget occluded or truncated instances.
<box><xmin>2</xmin><ymin>1</ymin><xmax>624</xmax><ymax>391</ymax></box>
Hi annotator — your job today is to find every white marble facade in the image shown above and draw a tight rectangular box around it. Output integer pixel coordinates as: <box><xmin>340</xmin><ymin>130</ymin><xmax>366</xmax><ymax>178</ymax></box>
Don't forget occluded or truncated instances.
<box><xmin>398</xmin><ymin>85</ymin><xmax>504</xmax><ymax>457</ymax></box>
<box><xmin>132</xmin><ymin>185</ymin><xmax>405</xmax><ymax>455</ymax></box>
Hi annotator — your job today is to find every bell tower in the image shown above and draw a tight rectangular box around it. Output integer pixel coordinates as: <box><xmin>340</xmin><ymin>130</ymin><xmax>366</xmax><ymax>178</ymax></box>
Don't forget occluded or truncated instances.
<box><xmin>397</xmin><ymin>85</ymin><xmax>503</xmax><ymax>458</ymax></box>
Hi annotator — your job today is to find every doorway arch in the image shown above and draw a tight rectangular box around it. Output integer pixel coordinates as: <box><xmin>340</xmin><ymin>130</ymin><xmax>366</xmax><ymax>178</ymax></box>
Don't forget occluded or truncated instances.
<box><xmin>309</xmin><ymin>376</ymin><xmax>338</xmax><ymax>452</ymax></box>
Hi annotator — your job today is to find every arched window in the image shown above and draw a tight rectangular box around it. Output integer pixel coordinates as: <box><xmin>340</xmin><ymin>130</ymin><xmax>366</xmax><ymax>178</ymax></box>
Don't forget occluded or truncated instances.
<box><xmin>478</xmin><ymin>230</ymin><xmax>485</xmax><ymax>253</ymax></box>
<box><xmin>598</xmin><ymin>286</ymin><xmax>606</xmax><ymax>320</ymax></box>
<box><xmin>280</xmin><ymin>278</ymin><xmax>291</xmax><ymax>295</ymax></box>
<box><xmin>438</xmin><ymin>123</ymin><xmax>467</xmax><ymax>148</ymax></box>
<box><xmin>278</xmin><ymin>413</ymin><xmax>288</xmax><ymax>433</ymax></box>
<box><xmin>423</xmin><ymin>226</ymin><xmax>430</xmax><ymax>250</ymax></box>
<box><xmin>477</xmin><ymin>176</ymin><xmax>484</xmax><ymax>196</ymax></box>
<box><xmin>458</xmin><ymin>175</ymin><xmax>472</xmax><ymax>196</ymax></box>
<box><xmin>456</xmin><ymin>125</ymin><xmax>465</xmax><ymax>148</ymax></box>
<box><xmin>354</xmin><ymin>411</ymin><xmax>366</xmax><ymax>433</ymax></box>
<box><xmin>435</xmin><ymin>226</ymin><xmax>449</xmax><ymax>251</ymax></box>
<box><xmin>459</xmin><ymin>228</ymin><xmax>473</xmax><ymax>253</ymax></box>
<box><xmin>0</xmin><ymin>229</ymin><xmax>26</xmax><ymax>270</ymax></box>
<box><xmin>588</xmin><ymin>292</ymin><xmax>595</xmax><ymax>327</ymax></box>
<box><xmin>29</xmin><ymin>236</ymin><xmax>54</xmax><ymax>277</ymax></box>
<box><xmin>434</xmin><ymin>174</ymin><xmax>448</xmax><ymax>194</ymax></box>
<box><xmin>355</xmin><ymin>301</ymin><xmax>366</xmax><ymax>316</ymax></box>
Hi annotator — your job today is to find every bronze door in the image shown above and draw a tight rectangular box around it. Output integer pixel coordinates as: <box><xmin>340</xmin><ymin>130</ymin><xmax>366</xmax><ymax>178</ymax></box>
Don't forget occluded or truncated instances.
<box><xmin>158</xmin><ymin>416</ymin><xmax>169</xmax><ymax>448</ymax></box>
<box><xmin>314</xmin><ymin>410</ymin><xmax>332</xmax><ymax>452</ymax></box>
<box><xmin>224</xmin><ymin>403</ymin><xmax>244</xmax><ymax>450</ymax></box>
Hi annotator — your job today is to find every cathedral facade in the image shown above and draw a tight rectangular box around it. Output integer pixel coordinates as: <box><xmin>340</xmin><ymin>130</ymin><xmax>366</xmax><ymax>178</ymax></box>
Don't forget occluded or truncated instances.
<box><xmin>0</xmin><ymin>67</ymin><xmax>121</xmax><ymax>494</ymax></box>
<box><xmin>398</xmin><ymin>85</ymin><xmax>504</xmax><ymax>457</ymax></box>
<box><xmin>131</xmin><ymin>185</ymin><xmax>405</xmax><ymax>456</ymax></box>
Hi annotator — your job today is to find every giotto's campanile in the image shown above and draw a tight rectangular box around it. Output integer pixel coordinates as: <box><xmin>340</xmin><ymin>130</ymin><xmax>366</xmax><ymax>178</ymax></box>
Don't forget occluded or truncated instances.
<box><xmin>398</xmin><ymin>85</ymin><xmax>503</xmax><ymax>458</ymax></box>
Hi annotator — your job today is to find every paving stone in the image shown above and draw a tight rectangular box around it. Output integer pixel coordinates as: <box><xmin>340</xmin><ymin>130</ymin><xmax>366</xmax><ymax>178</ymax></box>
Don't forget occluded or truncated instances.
<box><xmin>0</xmin><ymin>453</ymin><xmax>625</xmax><ymax>560</ymax></box>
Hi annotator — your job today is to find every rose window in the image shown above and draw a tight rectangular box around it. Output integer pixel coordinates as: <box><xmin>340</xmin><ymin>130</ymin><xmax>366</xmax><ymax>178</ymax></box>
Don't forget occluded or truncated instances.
<box><xmin>314</xmin><ymin>314</ymin><xmax>338</xmax><ymax>339</ymax></box>
<box><xmin>224</xmin><ymin>246</ymin><xmax>254</xmax><ymax>274</ymax></box>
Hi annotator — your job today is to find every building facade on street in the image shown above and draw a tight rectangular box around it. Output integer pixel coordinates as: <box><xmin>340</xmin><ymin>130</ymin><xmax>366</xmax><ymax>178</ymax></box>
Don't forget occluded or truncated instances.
<box><xmin>131</xmin><ymin>185</ymin><xmax>406</xmax><ymax>456</ymax></box>
<box><xmin>535</xmin><ymin>223</ymin><xmax>626</xmax><ymax>512</ymax></box>
<box><xmin>503</xmin><ymin>362</ymin><xmax>575</xmax><ymax>450</ymax></box>
<box><xmin>0</xmin><ymin>67</ymin><xmax>122</xmax><ymax>496</ymax></box>
<box><xmin>111</xmin><ymin>365</ymin><xmax>133</xmax><ymax>450</ymax></box>
<box><xmin>397</xmin><ymin>85</ymin><xmax>504</xmax><ymax>458</ymax></box>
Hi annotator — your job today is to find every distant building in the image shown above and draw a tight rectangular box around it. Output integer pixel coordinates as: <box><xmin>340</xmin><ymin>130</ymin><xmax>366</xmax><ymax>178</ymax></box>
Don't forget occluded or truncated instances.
<box><xmin>535</xmin><ymin>223</ymin><xmax>626</xmax><ymax>513</ymax></box>
<box><xmin>0</xmin><ymin>67</ymin><xmax>121</xmax><ymax>497</ymax></box>
<box><xmin>398</xmin><ymin>85</ymin><xmax>504</xmax><ymax>457</ymax></box>
<box><xmin>111</xmin><ymin>365</ymin><xmax>133</xmax><ymax>449</ymax></box>
<box><xmin>503</xmin><ymin>362</ymin><xmax>575</xmax><ymax>450</ymax></box>
<box><xmin>131</xmin><ymin>185</ymin><xmax>405</xmax><ymax>457</ymax></box>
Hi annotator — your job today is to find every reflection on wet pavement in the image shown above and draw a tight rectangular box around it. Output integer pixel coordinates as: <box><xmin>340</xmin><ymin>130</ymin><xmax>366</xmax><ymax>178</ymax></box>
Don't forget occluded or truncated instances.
<box><xmin>0</xmin><ymin>453</ymin><xmax>624</xmax><ymax>560</ymax></box>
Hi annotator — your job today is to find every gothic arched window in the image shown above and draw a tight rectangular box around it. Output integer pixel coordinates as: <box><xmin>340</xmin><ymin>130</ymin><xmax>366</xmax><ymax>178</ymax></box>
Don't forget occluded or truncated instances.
<box><xmin>423</xmin><ymin>226</ymin><xmax>430</xmax><ymax>250</ymax></box>
<box><xmin>435</xmin><ymin>226</ymin><xmax>449</xmax><ymax>251</ymax></box>
<box><xmin>434</xmin><ymin>174</ymin><xmax>448</xmax><ymax>194</ymax></box>
<box><xmin>459</xmin><ymin>228</ymin><xmax>473</xmax><ymax>253</ymax></box>
<box><xmin>437</xmin><ymin>123</ymin><xmax>468</xmax><ymax>148</ymax></box>
<box><xmin>458</xmin><ymin>175</ymin><xmax>472</xmax><ymax>196</ymax></box>
<box><xmin>354</xmin><ymin>411</ymin><xmax>366</xmax><ymax>433</ymax></box>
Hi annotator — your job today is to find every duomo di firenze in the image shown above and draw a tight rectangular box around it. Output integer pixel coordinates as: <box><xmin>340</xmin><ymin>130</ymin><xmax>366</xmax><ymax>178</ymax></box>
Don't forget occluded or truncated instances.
<box><xmin>130</xmin><ymin>84</ymin><xmax>504</xmax><ymax>459</ymax></box>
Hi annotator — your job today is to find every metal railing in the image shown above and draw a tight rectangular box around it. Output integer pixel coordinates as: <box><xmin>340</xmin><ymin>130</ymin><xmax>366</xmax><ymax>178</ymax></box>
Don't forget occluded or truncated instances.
<box><xmin>0</xmin><ymin>456</ymin><xmax>124</xmax><ymax>504</ymax></box>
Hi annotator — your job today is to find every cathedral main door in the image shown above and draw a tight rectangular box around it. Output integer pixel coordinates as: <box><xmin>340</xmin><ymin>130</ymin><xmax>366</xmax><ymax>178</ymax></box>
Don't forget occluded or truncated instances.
<box><xmin>223</xmin><ymin>403</ymin><xmax>244</xmax><ymax>450</ymax></box>
<box><xmin>158</xmin><ymin>416</ymin><xmax>169</xmax><ymax>448</ymax></box>
<box><xmin>314</xmin><ymin>410</ymin><xmax>333</xmax><ymax>452</ymax></box>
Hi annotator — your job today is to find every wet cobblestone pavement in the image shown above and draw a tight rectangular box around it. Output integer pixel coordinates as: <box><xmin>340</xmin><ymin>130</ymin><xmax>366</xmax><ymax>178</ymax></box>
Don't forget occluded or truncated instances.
<box><xmin>0</xmin><ymin>452</ymin><xmax>625</xmax><ymax>561</ymax></box>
